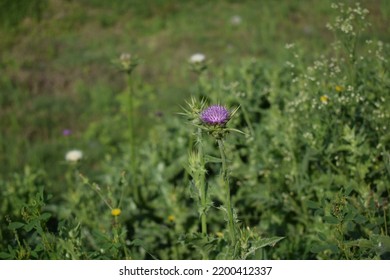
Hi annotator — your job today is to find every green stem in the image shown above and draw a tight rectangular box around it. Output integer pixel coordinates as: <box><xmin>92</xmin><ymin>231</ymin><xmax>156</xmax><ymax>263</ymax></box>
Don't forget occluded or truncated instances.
<box><xmin>240</xmin><ymin>104</ymin><xmax>254</xmax><ymax>136</ymax></box>
<box><xmin>126</xmin><ymin>75</ymin><xmax>140</xmax><ymax>202</ymax></box>
<box><xmin>197</xmin><ymin>127</ymin><xmax>207</xmax><ymax>235</ymax></box>
<box><xmin>384</xmin><ymin>207</ymin><xmax>388</xmax><ymax>236</ymax></box>
<box><xmin>217</xmin><ymin>139</ymin><xmax>236</xmax><ymax>246</ymax></box>
<box><xmin>127</xmin><ymin>75</ymin><xmax>136</xmax><ymax>176</ymax></box>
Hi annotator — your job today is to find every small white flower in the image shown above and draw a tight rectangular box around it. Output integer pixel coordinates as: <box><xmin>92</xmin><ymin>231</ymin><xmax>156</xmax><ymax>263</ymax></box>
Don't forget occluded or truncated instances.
<box><xmin>65</xmin><ymin>150</ymin><xmax>83</xmax><ymax>162</ymax></box>
<box><xmin>189</xmin><ymin>53</ymin><xmax>206</xmax><ymax>63</ymax></box>
<box><xmin>230</xmin><ymin>15</ymin><xmax>242</xmax><ymax>25</ymax></box>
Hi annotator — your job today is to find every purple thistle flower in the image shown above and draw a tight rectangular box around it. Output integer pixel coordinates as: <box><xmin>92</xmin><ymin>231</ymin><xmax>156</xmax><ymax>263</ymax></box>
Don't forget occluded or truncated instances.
<box><xmin>63</xmin><ymin>129</ymin><xmax>72</xmax><ymax>136</ymax></box>
<box><xmin>200</xmin><ymin>105</ymin><xmax>230</xmax><ymax>125</ymax></box>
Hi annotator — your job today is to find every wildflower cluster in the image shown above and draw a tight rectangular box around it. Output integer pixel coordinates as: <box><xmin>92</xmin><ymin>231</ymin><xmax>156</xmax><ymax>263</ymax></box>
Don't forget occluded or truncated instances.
<box><xmin>326</xmin><ymin>2</ymin><xmax>370</xmax><ymax>35</ymax></box>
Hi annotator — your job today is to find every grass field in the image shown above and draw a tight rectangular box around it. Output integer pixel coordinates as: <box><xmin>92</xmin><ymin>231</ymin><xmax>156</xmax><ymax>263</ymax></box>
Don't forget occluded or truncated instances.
<box><xmin>0</xmin><ymin>0</ymin><xmax>389</xmax><ymax>259</ymax></box>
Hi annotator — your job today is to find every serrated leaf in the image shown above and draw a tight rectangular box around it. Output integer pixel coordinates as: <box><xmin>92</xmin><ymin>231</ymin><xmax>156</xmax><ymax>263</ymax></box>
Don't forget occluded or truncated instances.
<box><xmin>204</xmin><ymin>155</ymin><xmax>222</xmax><ymax>163</ymax></box>
<box><xmin>244</xmin><ymin>237</ymin><xmax>284</xmax><ymax>259</ymax></box>
<box><xmin>252</xmin><ymin>236</ymin><xmax>285</xmax><ymax>248</ymax></box>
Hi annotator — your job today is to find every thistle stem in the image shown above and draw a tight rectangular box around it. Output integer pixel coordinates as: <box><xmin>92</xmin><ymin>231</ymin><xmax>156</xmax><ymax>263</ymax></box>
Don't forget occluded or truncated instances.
<box><xmin>126</xmin><ymin>74</ymin><xmax>139</xmax><ymax>202</ymax></box>
<box><xmin>217</xmin><ymin>138</ymin><xmax>236</xmax><ymax>245</ymax></box>
<box><xmin>127</xmin><ymin>75</ymin><xmax>136</xmax><ymax>175</ymax></box>
<box><xmin>197</xmin><ymin>127</ymin><xmax>207</xmax><ymax>235</ymax></box>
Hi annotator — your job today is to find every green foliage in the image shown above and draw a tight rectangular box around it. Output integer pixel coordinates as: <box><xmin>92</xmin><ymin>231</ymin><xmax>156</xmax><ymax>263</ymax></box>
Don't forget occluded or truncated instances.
<box><xmin>0</xmin><ymin>0</ymin><xmax>47</xmax><ymax>28</ymax></box>
<box><xmin>0</xmin><ymin>0</ymin><xmax>389</xmax><ymax>259</ymax></box>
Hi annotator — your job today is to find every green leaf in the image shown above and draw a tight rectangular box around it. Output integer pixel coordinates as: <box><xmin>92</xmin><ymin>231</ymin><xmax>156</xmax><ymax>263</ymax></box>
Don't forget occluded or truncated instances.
<box><xmin>317</xmin><ymin>232</ymin><xmax>327</xmax><ymax>241</ymax></box>
<box><xmin>39</xmin><ymin>212</ymin><xmax>51</xmax><ymax>221</ymax></box>
<box><xmin>24</xmin><ymin>221</ymin><xmax>37</xmax><ymax>232</ymax></box>
<box><xmin>354</xmin><ymin>214</ymin><xmax>368</xmax><ymax>224</ymax></box>
<box><xmin>306</xmin><ymin>200</ymin><xmax>320</xmax><ymax>209</ymax></box>
<box><xmin>204</xmin><ymin>155</ymin><xmax>222</xmax><ymax>163</ymax></box>
<box><xmin>310</xmin><ymin>243</ymin><xmax>339</xmax><ymax>254</ymax></box>
<box><xmin>374</xmin><ymin>235</ymin><xmax>390</xmax><ymax>254</ymax></box>
<box><xmin>344</xmin><ymin>211</ymin><xmax>355</xmax><ymax>221</ymax></box>
<box><xmin>323</xmin><ymin>215</ymin><xmax>339</xmax><ymax>224</ymax></box>
<box><xmin>344</xmin><ymin>186</ymin><xmax>354</xmax><ymax>196</ymax></box>
<box><xmin>8</xmin><ymin>222</ymin><xmax>25</xmax><ymax>230</ymax></box>
<box><xmin>248</xmin><ymin>236</ymin><xmax>285</xmax><ymax>253</ymax></box>
<box><xmin>0</xmin><ymin>252</ymin><xmax>13</xmax><ymax>259</ymax></box>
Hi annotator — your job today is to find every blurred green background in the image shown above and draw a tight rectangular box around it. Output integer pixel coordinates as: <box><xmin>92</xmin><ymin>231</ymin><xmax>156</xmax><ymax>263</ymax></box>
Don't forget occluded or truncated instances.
<box><xmin>1</xmin><ymin>0</ymin><xmax>388</xmax><ymax>179</ymax></box>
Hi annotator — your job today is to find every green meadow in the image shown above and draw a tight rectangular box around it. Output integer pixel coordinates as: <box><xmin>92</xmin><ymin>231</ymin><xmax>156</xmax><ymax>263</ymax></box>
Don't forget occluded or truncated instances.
<box><xmin>0</xmin><ymin>0</ymin><xmax>389</xmax><ymax>259</ymax></box>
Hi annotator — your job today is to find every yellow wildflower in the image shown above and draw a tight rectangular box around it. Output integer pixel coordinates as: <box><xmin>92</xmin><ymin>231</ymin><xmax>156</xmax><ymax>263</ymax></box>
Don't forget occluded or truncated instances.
<box><xmin>320</xmin><ymin>95</ymin><xmax>330</xmax><ymax>104</ymax></box>
<box><xmin>335</xmin><ymin>85</ymin><xmax>344</xmax><ymax>92</ymax></box>
<box><xmin>216</xmin><ymin>232</ymin><xmax>224</xmax><ymax>238</ymax></box>
<box><xmin>168</xmin><ymin>215</ymin><xmax>175</xmax><ymax>222</ymax></box>
<box><xmin>111</xmin><ymin>208</ymin><xmax>121</xmax><ymax>216</ymax></box>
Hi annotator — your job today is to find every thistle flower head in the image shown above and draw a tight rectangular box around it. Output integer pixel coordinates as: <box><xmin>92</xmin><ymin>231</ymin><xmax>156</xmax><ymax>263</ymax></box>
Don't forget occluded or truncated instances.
<box><xmin>200</xmin><ymin>105</ymin><xmax>230</xmax><ymax>125</ymax></box>
<box><xmin>116</xmin><ymin>52</ymin><xmax>138</xmax><ymax>74</ymax></box>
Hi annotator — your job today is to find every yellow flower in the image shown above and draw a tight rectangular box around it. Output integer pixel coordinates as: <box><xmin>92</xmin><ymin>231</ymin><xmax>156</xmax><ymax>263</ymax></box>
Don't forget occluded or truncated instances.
<box><xmin>320</xmin><ymin>95</ymin><xmax>330</xmax><ymax>104</ymax></box>
<box><xmin>168</xmin><ymin>215</ymin><xmax>175</xmax><ymax>222</ymax></box>
<box><xmin>335</xmin><ymin>85</ymin><xmax>344</xmax><ymax>92</ymax></box>
<box><xmin>111</xmin><ymin>208</ymin><xmax>121</xmax><ymax>216</ymax></box>
<box><xmin>216</xmin><ymin>232</ymin><xmax>224</xmax><ymax>238</ymax></box>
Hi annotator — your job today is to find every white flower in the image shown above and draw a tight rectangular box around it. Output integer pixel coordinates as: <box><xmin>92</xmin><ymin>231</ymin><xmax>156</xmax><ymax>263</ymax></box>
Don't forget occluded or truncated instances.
<box><xmin>65</xmin><ymin>150</ymin><xmax>83</xmax><ymax>162</ymax></box>
<box><xmin>230</xmin><ymin>15</ymin><xmax>242</xmax><ymax>25</ymax></box>
<box><xmin>189</xmin><ymin>53</ymin><xmax>206</xmax><ymax>63</ymax></box>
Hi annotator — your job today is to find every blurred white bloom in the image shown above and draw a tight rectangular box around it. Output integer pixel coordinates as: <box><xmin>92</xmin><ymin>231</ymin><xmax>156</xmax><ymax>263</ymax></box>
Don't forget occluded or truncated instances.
<box><xmin>189</xmin><ymin>53</ymin><xmax>206</xmax><ymax>63</ymax></box>
<box><xmin>65</xmin><ymin>150</ymin><xmax>83</xmax><ymax>162</ymax></box>
<box><xmin>285</xmin><ymin>43</ymin><xmax>295</xmax><ymax>49</ymax></box>
<box><xmin>230</xmin><ymin>15</ymin><xmax>242</xmax><ymax>25</ymax></box>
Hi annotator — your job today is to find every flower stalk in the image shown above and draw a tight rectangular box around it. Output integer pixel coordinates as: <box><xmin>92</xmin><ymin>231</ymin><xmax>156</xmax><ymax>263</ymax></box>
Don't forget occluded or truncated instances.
<box><xmin>182</xmin><ymin>98</ymin><xmax>209</xmax><ymax>235</ymax></box>
<box><xmin>117</xmin><ymin>53</ymin><xmax>140</xmax><ymax>202</ymax></box>
<box><xmin>198</xmin><ymin>104</ymin><xmax>241</xmax><ymax>247</ymax></box>
<box><xmin>197</xmin><ymin>127</ymin><xmax>207</xmax><ymax>235</ymax></box>
<box><xmin>217</xmin><ymin>138</ymin><xmax>237</xmax><ymax>245</ymax></box>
